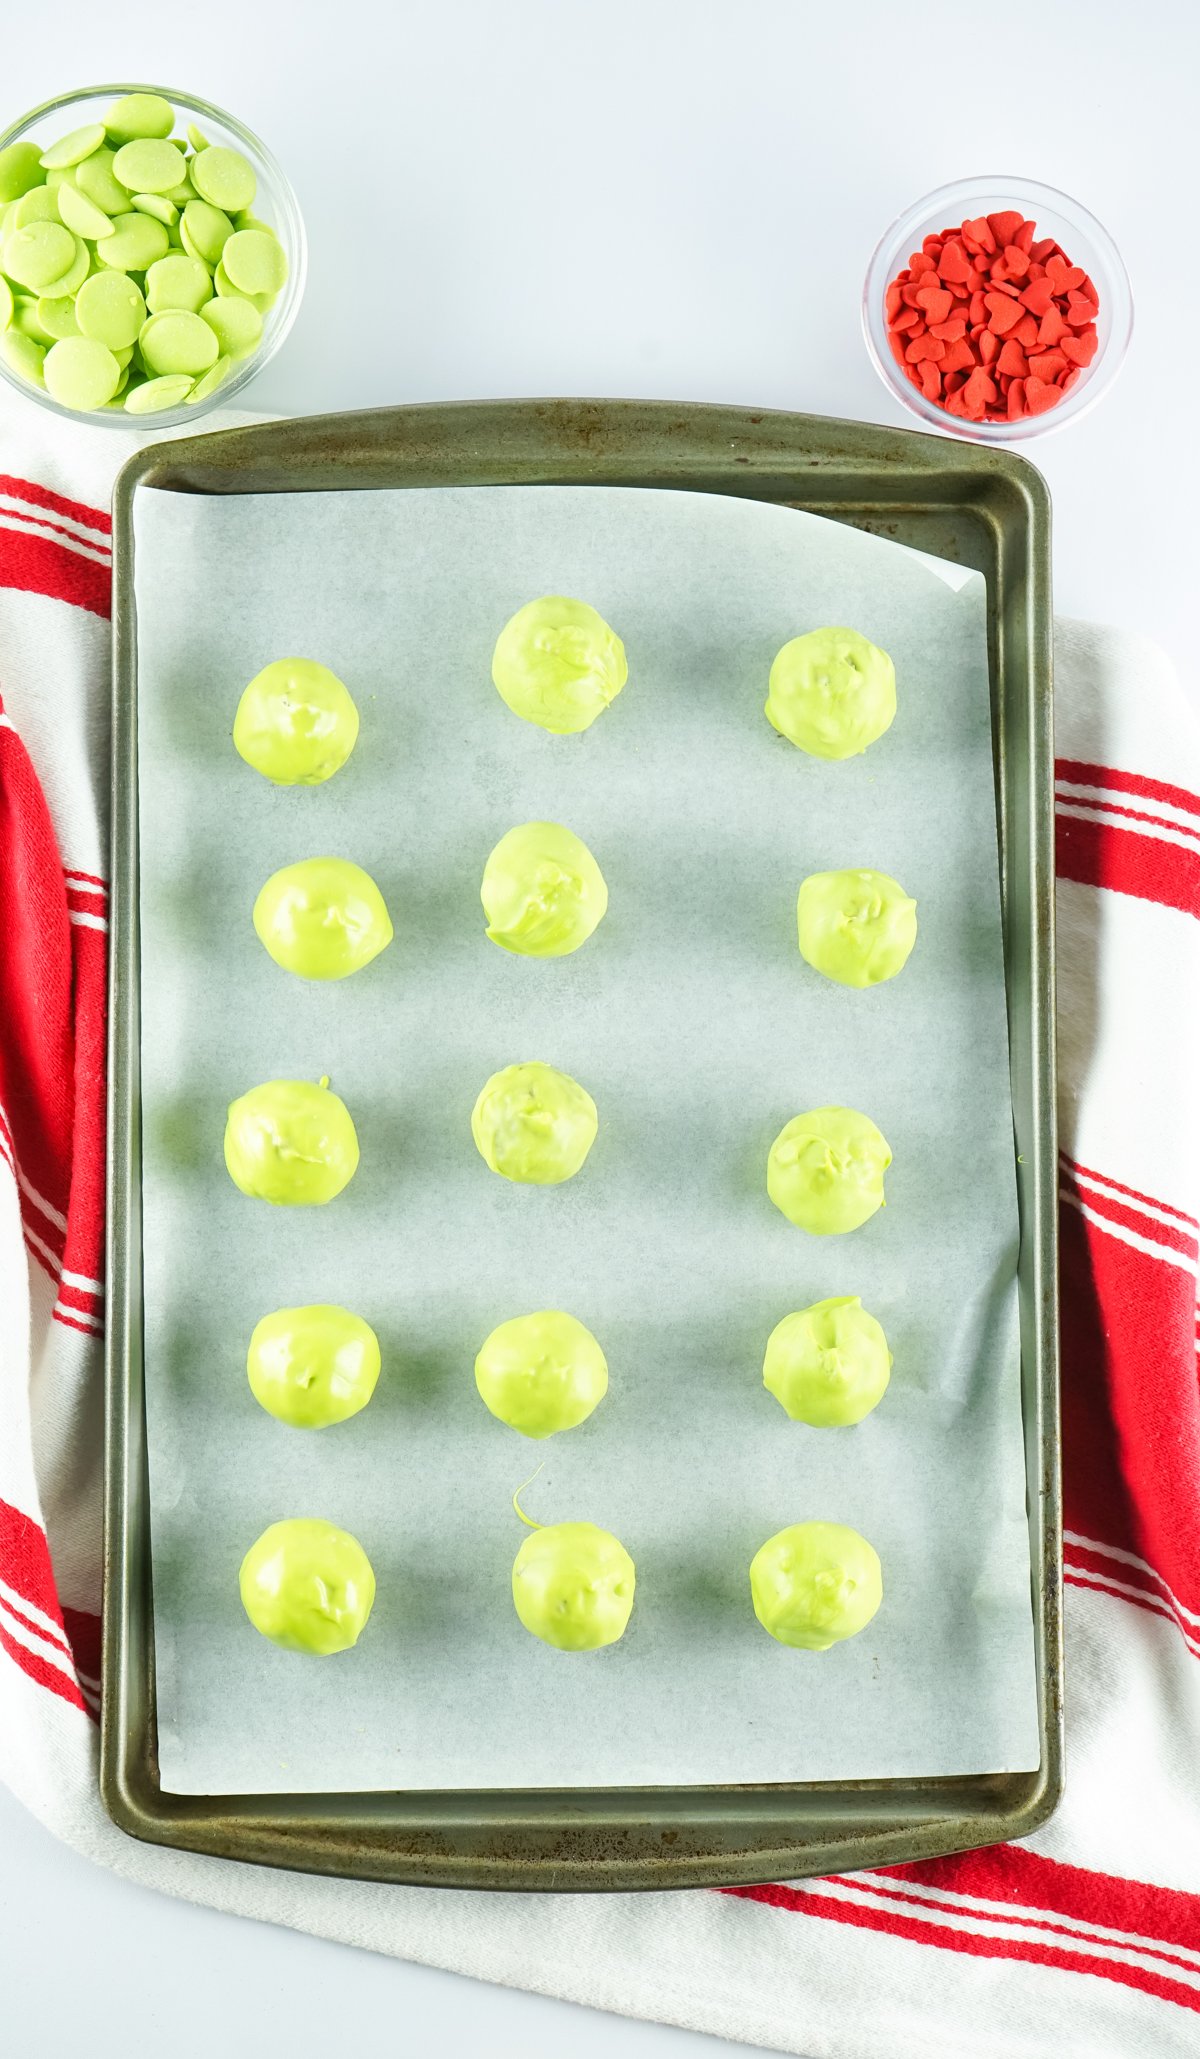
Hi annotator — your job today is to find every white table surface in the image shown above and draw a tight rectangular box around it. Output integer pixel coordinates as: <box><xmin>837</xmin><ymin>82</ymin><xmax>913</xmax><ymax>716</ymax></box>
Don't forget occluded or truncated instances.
<box><xmin>3</xmin><ymin>4</ymin><xmax>1198</xmax><ymax>2053</ymax></box>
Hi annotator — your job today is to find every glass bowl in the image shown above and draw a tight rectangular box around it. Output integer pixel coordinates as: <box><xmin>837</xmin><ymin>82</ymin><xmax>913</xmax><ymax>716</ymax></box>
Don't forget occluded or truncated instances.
<box><xmin>0</xmin><ymin>82</ymin><xmax>305</xmax><ymax>430</ymax></box>
<box><xmin>863</xmin><ymin>175</ymin><xmax>1132</xmax><ymax>442</ymax></box>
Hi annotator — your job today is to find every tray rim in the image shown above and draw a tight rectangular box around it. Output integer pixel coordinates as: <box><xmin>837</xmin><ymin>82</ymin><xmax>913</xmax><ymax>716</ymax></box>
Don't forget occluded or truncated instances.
<box><xmin>103</xmin><ymin>396</ymin><xmax>1060</xmax><ymax>1891</ymax></box>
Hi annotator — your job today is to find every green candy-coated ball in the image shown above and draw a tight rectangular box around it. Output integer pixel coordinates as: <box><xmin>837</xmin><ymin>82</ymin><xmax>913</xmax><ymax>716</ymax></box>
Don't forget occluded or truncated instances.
<box><xmin>491</xmin><ymin>595</ymin><xmax>627</xmax><ymax>734</ymax></box>
<box><xmin>239</xmin><ymin>1518</ymin><xmax>376</xmax><ymax>1653</ymax></box>
<box><xmin>766</xmin><ymin>627</ymin><xmax>896</xmax><ymax>759</ymax></box>
<box><xmin>797</xmin><ymin>868</ymin><xmax>918</xmax><ymax>987</ymax></box>
<box><xmin>749</xmin><ymin>1521</ymin><xmax>882</xmax><ymax>1650</ymax></box>
<box><xmin>475</xmin><ymin>1311</ymin><xmax>608</xmax><ymax>1438</ymax></box>
<box><xmin>224</xmin><ymin>1078</ymin><xmax>360</xmax><ymax>1205</ymax></box>
<box><xmin>512</xmin><ymin>1520</ymin><xmax>635</xmax><ymax>1650</ymax></box>
<box><xmin>247</xmin><ymin>1305</ymin><xmax>381</xmax><ymax>1428</ymax></box>
<box><xmin>481</xmin><ymin>820</ymin><xmax>608</xmax><ymax>958</ymax></box>
<box><xmin>233</xmin><ymin>657</ymin><xmax>359</xmax><ymax>785</ymax></box>
<box><xmin>763</xmin><ymin>1297</ymin><xmax>892</xmax><ymax>1426</ymax></box>
<box><xmin>471</xmin><ymin>1061</ymin><xmax>598</xmax><ymax>1185</ymax></box>
<box><xmin>767</xmin><ymin>1105</ymin><xmax>891</xmax><ymax>1234</ymax></box>
<box><xmin>252</xmin><ymin>857</ymin><xmax>393</xmax><ymax>981</ymax></box>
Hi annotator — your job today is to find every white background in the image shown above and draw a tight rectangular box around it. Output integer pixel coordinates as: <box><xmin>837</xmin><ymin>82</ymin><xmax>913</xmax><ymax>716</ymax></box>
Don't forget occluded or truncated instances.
<box><xmin>2</xmin><ymin>1</ymin><xmax>1198</xmax><ymax>2053</ymax></box>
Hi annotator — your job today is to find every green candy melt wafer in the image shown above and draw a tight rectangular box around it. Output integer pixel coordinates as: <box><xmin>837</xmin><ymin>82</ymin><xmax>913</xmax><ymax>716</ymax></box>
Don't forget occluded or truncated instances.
<box><xmin>0</xmin><ymin>277</ymin><xmax>13</xmax><ymax>327</ymax></box>
<box><xmin>145</xmin><ymin>252</ymin><xmax>212</xmax><ymax>313</ymax></box>
<box><xmin>44</xmin><ymin>335</ymin><xmax>120</xmax><ymax>409</ymax></box>
<box><xmin>213</xmin><ymin>256</ymin><xmax>272</xmax><ymax>313</ymax></box>
<box><xmin>190</xmin><ymin>145</ymin><xmax>256</xmax><ymax>213</ymax></box>
<box><xmin>130</xmin><ymin>191</ymin><xmax>179</xmax><ymax>228</ymax></box>
<box><xmin>41</xmin><ymin>240</ymin><xmax>90</xmax><ymax>299</ymax></box>
<box><xmin>104</xmin><ymin>94</ymin><xmax>174</xmax><ymax>144</ymax></box>
<box><xmin>139</xmin><ymin>307</ymin><xmax>219</xmax><ymax>375</ymax></box>
<box><xmin>13</xmin><ymin>299</ymin><xmax>54</xmax><ymax>345</ymax></box>
<box><xmin>0</xmin><ymin>141</ymin><xmax>45</xmax><ymax>203</ymax></box>
<box><xmin>112</xmin><ymin>139</ymin><xmax>186</xmax><ymax>195</ymax></box>
<box><xmin>75</xmin><ymin>270</ymin><xmax>146</xmax><ymax>348</ymax></box>
<box><xmin>96</xmin><ymin>211</ymin><xmax>169</xmax><ymax>271</ymax></box>
<box><xmin>200</xmin><ymin>292</ymin><xmax>261</xmax><ymax>357</ymax></box>
<box><xmin>185</xmin><ymin>354</ymin><xmax>231</xmax><ymax>403</ymax></box>
<box><xmin>181</xmin><ymin>197</ymin><xmax>232</xmax><ymax>264</ymax></box>
<box><xmin>221</xmin><ymin>226</ymin><xmax>286</xmax><ymax>296</ymax></box>
<box><xmin>75</xmin><ymin>147</ymin><xmax>128</xmax><ymax>214</ymax></box>
<box><xmin>57</xmin><ymin>182</ymin><xmax>114</xmax><ymax>241</ymax></box>
<box><xmin>13</xmin><ymin>187</ymin><xmax>62</xmax><ymax>227</ymax></box>
<box><xmin>35</xmin><ymin>294</ymin><xmax>79</xmax><ymax>339</ymax></box>
<box><xmin>124</xmin><ymin>372</ymin><xmax>193</xmax><ymax>412</ymax></box>
<box><xmin>40</xmin><ymin>124</ymin><xmax>106</xmax><ymax>171</ymax></box>
<box><xmin>2</xmin><ymin>330</ymin><xmax>45</xmax><ymax>383</ymax></box>
<box><xmin>2</xmin><ymin>219</ymin><xmax>76</xmax><ymax>289</ymax></box>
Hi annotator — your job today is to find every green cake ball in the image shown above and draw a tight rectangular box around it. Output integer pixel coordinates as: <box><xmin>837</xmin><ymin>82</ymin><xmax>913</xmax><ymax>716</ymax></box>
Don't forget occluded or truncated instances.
<box><xmin>247</xmin><ymin>1305</ymin><xmax>381</xmax><ymax>1428</ymax></box>
<box><xmin>512</xmin><ymin>1520</ymin><xmax>635</xmax><ymax>1650</ymax></box>
<box><xmin>767</xmin><ymin>1105</ymin><xmax>891</xmax><ymax>1234</ymax></box>
<box><xmin>766</xmin><ymin>627</ymin><xmax>896</xmax><ymax>759</ymax></box>
<box><xmin>797</xmin><ymin>868</ymin><xmax>918</xmax><ymax>987</ymax></box>
<box><xmin>476</xmin><ymin>1311</ymin><xmax>608</xmax><ymax>1438</ymax></box>
<box><xmin>481</xmin><ymin>821</ymin><xmax>608</xmax><ymax>958</ymax></box>
<box><xmin>0</xmin><ymin>94</ymin><xmax>287</xmax><ymax>413</ymax></box>
<box><xmin>492</xmin><ymin>596</ymin><xmax>628</xmax><ymax>734</ymax></box>
<box><xmin>763</xmin><ymin>1297</ymin><xmax>892</xmax><ymax>1426</ymax></box>
<box><xmin>224</xmin><ymin>1078</ymin><xmax>359</xmax><ymax>1205</ymax></box>
<box><xmin>471</xmin><ymin>1061</ymin><xmax>598</xmax><ymax>1185</ymax></box>
<box><xmin>239</xmin><ymin>1518</ymin><xmax>376</xmax><ymax>1654</ymax></box>
<box><xmin>233</xmin><ymin>658</ymin><xmax>359</xmax><ymax>785</ymax></box>
<box><xmin>749</xmin><ymin>1521</ymin><xmax>882</xmax><ymax>1650</ymax></box>
<box><xmin>253</xmin><ymin>858</ymin><xmax>393</xmax><ymax>981</ymax></box>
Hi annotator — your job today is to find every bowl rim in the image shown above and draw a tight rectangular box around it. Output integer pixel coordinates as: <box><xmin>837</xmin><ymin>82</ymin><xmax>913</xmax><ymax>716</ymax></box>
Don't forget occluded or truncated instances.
<box><xmin>862</xmin><ymin>172</ymin><xmax>1133</xmax><ymax>443</ymax></box>
<box><xmin>0</xmin><ymin>80</ymin><xmax>306</xmax><ymax>431</ymax></box>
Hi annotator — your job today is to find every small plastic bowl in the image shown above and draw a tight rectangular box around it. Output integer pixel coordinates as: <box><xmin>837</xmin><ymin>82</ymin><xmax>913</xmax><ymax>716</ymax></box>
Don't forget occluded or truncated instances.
<box><xmin>863</xmin><ymin>175</ymin><xmax>1132</xmax><ymax>442</ymax></box>
<box><xmin>0</xmin><ymin>82</ymin><xmax>305</xmax><ymax>430</ymax></box>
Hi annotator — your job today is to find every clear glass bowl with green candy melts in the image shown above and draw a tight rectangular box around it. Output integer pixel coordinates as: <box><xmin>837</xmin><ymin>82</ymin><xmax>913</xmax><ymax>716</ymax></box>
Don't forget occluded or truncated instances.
<box><xmin>0</xmin><ymin>83</ymin><xmax>305</xmax><ymax>427</ymax></box>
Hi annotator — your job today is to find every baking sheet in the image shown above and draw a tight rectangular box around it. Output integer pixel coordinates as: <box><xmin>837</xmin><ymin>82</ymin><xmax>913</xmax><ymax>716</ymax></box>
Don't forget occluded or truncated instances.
<box><xmin>133</xmin><ymin>483</ymin><xmax>1039</xmax><ymax>1795</ymax></box>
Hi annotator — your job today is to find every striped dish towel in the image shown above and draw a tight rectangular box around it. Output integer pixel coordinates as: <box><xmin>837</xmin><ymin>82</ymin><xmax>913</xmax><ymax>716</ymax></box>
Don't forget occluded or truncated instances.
<box><xmin>2</xmin><ymin>386</ymin><xmax>1199</xmax><ymax>2059</ymax></box>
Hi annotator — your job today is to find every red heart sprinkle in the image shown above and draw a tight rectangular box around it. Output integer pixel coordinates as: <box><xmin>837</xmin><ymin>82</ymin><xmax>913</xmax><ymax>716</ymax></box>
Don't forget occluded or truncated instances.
<box><xmin>996</xmin><ymin>338</ymin><xmax>1029</xmax><ymax>378</ymax></box>
<box><xmin>938</xmin><ymin>239</ymin><xmax>972</xmax><ymax>283</ymax></box>
<box><xmin>1019</xmin><ymin>276</ymin><xmax>1055</xmax><ymax>316</ymax></box>
<box><xmin>985</xmin><ymin>291</ymin><xmax>1022</xmax><ymax>335</ymax></box>
<box><xmin>1028</xmin><ymin>348</ymin><xmax>1069</xmax><ymax>381</ymax></box>
<box><xmin>1060</xmin><ymin>330</ymin><xmax>1098</xmax><ymax>366</ymax></box>
<box><xmin>987</xmin><ymin>210</ymin><xmax>1023</xmax><ymax>247</ymax></box>
<box><xmin>915</xmin><ymin>285</ymin><xmax>954</xmax><ymax>323</ymax></box>
<box><xmin>1023</xmin><ymin>375</ymin><xmax>1062</xmax><ymax>416</ymax></box>
<box><xmin>962</xmin><ymin>216</ymin><xmax>997</xmax><ymax>253</ymax></box>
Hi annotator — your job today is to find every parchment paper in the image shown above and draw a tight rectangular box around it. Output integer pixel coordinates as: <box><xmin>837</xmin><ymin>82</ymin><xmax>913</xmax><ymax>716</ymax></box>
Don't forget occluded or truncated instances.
<box><xmin>133</xmin><ymin>484</ymin><xmax>1039</xmax><ymax>1795</ymax></box>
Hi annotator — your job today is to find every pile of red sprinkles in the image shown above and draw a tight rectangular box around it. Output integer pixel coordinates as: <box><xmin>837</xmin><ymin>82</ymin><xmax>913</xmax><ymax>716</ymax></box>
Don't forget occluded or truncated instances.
<box><xmin>885</xmin><ymin>210</ymin><xmax>1099</xmax><ymax>423</ymax></box>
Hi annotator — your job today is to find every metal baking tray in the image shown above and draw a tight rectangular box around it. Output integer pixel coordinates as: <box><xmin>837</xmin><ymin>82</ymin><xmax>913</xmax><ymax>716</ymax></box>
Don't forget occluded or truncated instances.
<box><xmin>103</xmin><ymin>399</ymin><xmax>1060</xmax><ymax>1891</ymax></box>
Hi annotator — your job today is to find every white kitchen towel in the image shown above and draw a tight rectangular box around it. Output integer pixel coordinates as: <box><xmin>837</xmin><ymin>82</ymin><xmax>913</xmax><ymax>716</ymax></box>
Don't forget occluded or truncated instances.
<box><xmin>3</xmin><ymin>387</ymin><xmax>1199</xmax><ymax>2059</ymax></box>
